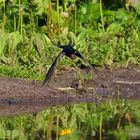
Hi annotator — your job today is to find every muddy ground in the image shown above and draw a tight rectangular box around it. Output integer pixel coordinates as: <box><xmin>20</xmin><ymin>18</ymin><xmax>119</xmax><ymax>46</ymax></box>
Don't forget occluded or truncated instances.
<box><xmin>0</xmin><ymin>64</ymin><xmax>140</xmax><ymax>116</ymax></box>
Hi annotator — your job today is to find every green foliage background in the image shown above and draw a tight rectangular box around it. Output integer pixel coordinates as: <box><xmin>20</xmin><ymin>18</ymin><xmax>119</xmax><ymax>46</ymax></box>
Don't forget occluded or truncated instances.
<box><xmin>0</xmin><ymin>0</ymin><xmax>140</xmax><ymax>140</ymax></box>
<box><xmin>0</xmin><ymin>0</ymin><xmax>140</xmax><ymax>78</ymax></box>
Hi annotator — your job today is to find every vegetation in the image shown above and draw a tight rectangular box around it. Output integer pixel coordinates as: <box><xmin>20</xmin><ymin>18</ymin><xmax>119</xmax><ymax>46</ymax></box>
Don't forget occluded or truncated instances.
<box><xmin>0</xmin><ymin>100</ymin><xmax>140</xmax><ymax>139</ymax></box>
<box><xmin>0</xmin><ymin>0</ymin><xmax>140</xmax><ymax>74</ymax></box>
<box><xmin>0</xmin><ymin>0</ymin><xmax>140</xmax><ymax>139</ymax></box>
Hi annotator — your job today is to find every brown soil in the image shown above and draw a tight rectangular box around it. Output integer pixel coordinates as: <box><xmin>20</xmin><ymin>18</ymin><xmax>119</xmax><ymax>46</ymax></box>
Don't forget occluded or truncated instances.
<box><xmin>0</xmin><ymin>64</ymin><xmax>140</xmax><ymax>117</ymax></box>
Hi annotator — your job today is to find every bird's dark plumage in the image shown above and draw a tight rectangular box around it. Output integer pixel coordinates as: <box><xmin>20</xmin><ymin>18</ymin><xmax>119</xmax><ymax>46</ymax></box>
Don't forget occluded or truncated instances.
<box><xmin>43</xmin><ymin>44</ymin><xmax>94</xmax><ymax>87</ymax></box>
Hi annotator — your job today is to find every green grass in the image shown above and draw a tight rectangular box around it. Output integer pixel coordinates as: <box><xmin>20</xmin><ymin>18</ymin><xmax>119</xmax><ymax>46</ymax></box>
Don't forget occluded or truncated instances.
<box><xmin>0</xmin><ymin>0</ymin><xmax>140</xmax><ymax>139</ymax></box>
<box><xmin>0</xmin><ymin>65</ymin><xmax>44</xmax><ymax>80</ymax></box>
<box><xmin>0</xmin><ymin>0</ymin><xmax>140</xmax><ymax>69</ymax></box>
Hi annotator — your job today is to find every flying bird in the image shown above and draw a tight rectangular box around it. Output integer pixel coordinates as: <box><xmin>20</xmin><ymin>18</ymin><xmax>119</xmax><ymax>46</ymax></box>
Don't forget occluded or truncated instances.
<box><xmin>43</xmin><ymin>44</ymin><xmax>94</xmax><ymax>87</ymax></box>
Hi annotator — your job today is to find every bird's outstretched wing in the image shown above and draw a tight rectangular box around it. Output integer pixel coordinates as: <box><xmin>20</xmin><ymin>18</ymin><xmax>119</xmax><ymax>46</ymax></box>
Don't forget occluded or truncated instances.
<box><xmin>75</xmin><ymin>51</ymin><xmax>95</xmax><ymax>70</ymax></box>
<box><xmin>43</xmin><ymin>51</ymin><xmax>65</xmax><ymax>87</ymax></box>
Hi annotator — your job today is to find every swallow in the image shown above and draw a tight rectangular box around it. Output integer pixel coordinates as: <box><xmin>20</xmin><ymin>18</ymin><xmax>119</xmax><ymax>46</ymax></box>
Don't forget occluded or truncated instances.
<box><xmin>43</xmin><ymin>44</ymin><xmax>95</xmax><ymax>87</ymax></box>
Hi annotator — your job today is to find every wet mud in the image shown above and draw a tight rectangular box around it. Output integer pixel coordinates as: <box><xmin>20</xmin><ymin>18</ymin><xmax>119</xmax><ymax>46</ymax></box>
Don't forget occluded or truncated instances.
<box><xmin>0</xmin><ymin>64</ymin><xmax>140</xmax><ymax>116</ymax></box>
